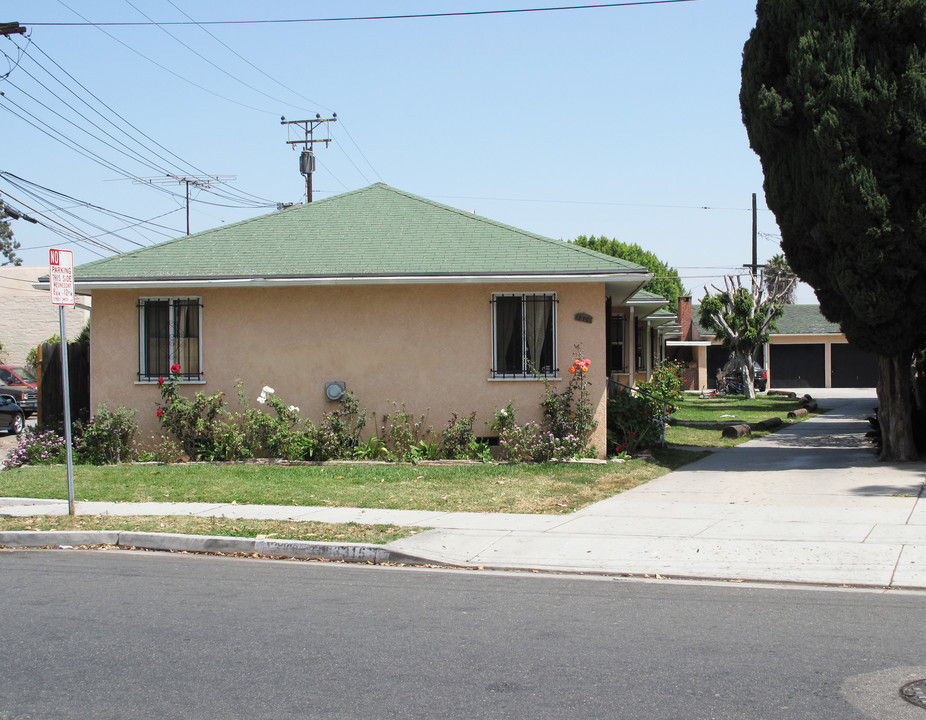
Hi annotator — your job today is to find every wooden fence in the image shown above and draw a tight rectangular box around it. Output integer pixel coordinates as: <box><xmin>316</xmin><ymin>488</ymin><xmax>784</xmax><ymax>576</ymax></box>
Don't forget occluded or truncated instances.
<box><xmin>37</xmin><ymin>341</ymin><xmax>90</xmax><ymax>427</ymax></box>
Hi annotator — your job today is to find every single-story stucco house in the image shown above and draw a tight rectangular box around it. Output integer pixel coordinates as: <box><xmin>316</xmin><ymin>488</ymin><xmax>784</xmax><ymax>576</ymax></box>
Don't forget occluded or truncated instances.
<box><xmin>55</xmin><ymin>183</ymin><xmax>671</xmax><ymax>457</ymax></box>
<box><xmin>665</xmin><ymin>296</ymin><xmax>878</xmax><ymax>391</ymax></box>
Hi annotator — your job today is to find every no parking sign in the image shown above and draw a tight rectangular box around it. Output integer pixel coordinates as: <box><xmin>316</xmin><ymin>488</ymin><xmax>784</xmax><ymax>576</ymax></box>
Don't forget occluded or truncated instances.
<box><xmin>49</xmin><ymin>248</ymin><xmax>75</xmax><ymax>306</ymax></box>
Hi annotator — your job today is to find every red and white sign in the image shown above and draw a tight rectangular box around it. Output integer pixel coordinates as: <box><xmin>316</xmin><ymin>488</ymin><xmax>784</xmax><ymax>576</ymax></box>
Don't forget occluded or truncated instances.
<box><xmin>49</xmin><ymin>248</ymin><xmax>75</xmax><ymax>306</ymax></box>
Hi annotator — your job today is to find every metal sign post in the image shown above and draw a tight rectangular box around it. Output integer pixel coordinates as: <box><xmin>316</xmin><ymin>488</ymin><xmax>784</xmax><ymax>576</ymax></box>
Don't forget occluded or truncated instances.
<box><xmin>49</xmin><ymin>249</ymin><xmax>75</xmax><ymax>515</ymax></box>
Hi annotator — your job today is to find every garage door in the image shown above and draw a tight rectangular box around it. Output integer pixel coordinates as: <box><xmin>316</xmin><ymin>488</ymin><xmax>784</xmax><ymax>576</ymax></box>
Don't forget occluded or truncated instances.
<box><xmin>770</xmin><ymin>344</ymin><xmax>825</xmax><ymax>388</ymax></box>
<box><xmin>831</xmin><ymin>343</ymin><xmax>878</xmax><ymax>387</ymax></box>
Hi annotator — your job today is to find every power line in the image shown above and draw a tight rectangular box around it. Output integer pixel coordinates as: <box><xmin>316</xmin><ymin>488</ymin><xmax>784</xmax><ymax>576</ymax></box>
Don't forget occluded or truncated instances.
<box><xmin>0</xmin><ymin>189</ymin><xmax>120</xmax><ymax>253</ymax></box>
<box><xmin>3</xmin><ymin>38</ymin><xmax>279</xmax><ymax>211</ymax></box>
<box><xmin>50</xmin><ymin>0</ymin><xmax>280</xmax><ymax>117</ymax></box>
<box><xmin>21</xmin><ymin>39</ymin><xmax>279</xmax><ymax>207</ymax></box>
<box><xmin>26</xmin><ymin>1</ymin><xmax>700</xmax><ymax>27</ymax></box>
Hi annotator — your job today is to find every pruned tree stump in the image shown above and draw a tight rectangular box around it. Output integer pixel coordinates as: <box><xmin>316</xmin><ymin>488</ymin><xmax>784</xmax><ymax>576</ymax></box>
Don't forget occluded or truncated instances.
<box><xmin>722</xmin><ymin>423</ymin><xmax>752</xmax><ymax>439</ymax></box>
<box><xmin>757</xmin><ymin>417</ymin><xmax>782</xmax><ymax>430</ymax></box>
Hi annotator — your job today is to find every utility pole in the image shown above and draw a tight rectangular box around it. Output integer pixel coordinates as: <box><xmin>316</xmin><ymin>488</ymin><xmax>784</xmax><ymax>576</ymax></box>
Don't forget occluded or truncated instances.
<box><xmin>281</xmin><ymin>114</ymin><xmax>337</xmax><ymax>202</ymax></box>
<box><xmin>136</xmin><ymin>175</ymin><xmax>235</xmax><ymax>234</ymax></box>
<box><xmin>743</xmin><ymin>192</ymin><xmax>760</xmax><ymax>291</ymax></box>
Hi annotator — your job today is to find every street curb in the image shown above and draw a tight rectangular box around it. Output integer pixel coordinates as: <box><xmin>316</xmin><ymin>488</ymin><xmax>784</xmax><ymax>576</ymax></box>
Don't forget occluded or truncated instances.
<box><xmin>0</xmin><ymin>530</ymin><xmax>434</xmax><ymax>566</ymax></box>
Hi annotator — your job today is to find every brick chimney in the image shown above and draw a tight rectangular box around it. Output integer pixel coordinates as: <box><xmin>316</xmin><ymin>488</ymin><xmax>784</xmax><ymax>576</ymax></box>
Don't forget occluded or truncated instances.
<box><xmin>677</xmin><ymin>296</ymin><xmax>692</xmax><ymax>341</ymax></box>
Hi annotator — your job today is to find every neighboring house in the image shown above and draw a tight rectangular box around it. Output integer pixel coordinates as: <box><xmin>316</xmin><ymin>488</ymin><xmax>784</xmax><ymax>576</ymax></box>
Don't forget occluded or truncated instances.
<box><xmin>0</xmin><ymin>266</ymin><xmax>90</xmax><ymax>365</ymax></box>
<box><xmin>666</xmin><ymin>297</ymin><xmax>878</xmax><ymax>391</ymax></box>
<box><xmin>608</xmin><ymin>290</ymin><xmax>676</xmax><ymax>391</ymax></box>
<box><xmin>56</xmin><ymin>184</ymin><xmax>670</xmax><ymax>457</ymax></box>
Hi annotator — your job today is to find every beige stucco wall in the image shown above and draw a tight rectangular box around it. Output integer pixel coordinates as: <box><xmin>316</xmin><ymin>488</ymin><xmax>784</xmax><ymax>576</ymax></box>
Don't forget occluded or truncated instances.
<box><xmin>90</xmin><ymin>281</ymin><xmax>610</xmax><ymax>456</ymax></box>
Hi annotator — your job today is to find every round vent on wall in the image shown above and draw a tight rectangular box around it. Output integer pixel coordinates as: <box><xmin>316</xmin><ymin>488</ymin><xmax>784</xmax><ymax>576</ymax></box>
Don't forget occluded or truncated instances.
<box><xmin>325</xmin><ymin>381</ymin><xmax>346</xmax><ymax>402</ymax></box>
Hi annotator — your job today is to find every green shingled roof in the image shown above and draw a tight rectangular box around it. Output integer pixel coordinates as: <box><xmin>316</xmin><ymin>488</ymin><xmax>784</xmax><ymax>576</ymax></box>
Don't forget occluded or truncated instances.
<box><xmin>694</xmin><ymin>304</ymin><xmax>842</xmax><ymax>336</ymax></box>
<box><xmin>74</xmin><ymin>184</ymin><xmax>647</xmax><ymax>283</ymax></box>
<box><xmin>771</xmin><ymin>305</ymin><xmax>842</xmax><ymax>334</ymax></box>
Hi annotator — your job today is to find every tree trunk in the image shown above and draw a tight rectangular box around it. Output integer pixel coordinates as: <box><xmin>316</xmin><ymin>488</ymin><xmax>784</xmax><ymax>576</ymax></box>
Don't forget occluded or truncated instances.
<box><xmin>877</xmin><ymin>354</ymin><xmax>918</xmax><ymax>461</ymax></box>
<box><xmin>733</xmin><ymin>350</ymin><xmax>757</xmax><ymax>400</ymax></box>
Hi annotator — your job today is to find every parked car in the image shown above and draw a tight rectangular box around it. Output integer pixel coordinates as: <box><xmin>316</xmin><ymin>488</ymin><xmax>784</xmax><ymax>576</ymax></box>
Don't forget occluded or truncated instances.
<box><xmin>0</xmin><ymin>365</ymin><xmax>37</xmax><ymax>388</ymax></box>
<box><xmin>728</xmin><ymin>363</ymin><xmax>768</xmax><ymax>392</ymax></box>
<box><xmin>0</xmin><ymin>383</ymin><xmax>38</xmax><ymax>418</ymax></box>
<box><xmin>0</xmin><ymin>365</ymin><xmax>39</xmax><ymax>417</ymax></box>
<box><xmin>0</xmin><ymin>394</ymin><xmax>25</xmax><ymax>435</ymax></box>
<box><xmin>753</xmin><ymin>363</ymin><xmax>768</xmax><ymax>392</ymax></box>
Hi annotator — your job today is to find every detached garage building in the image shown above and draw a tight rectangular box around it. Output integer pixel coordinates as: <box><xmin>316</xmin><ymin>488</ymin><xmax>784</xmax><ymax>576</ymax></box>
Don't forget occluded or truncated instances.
<box><xmin>763</xmin><ymin>305</ymin><xmax>878</xmax><ymax>389</ymax></box>
<box><xmin>669</xmin><ymin>298</ymin><xmax>878</xmax><ymax>391</ymax></box>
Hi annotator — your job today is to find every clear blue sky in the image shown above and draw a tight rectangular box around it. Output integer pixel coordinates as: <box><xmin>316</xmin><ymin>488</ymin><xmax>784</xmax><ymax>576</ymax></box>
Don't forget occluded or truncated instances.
<box><xmin>0</xmin><ymin>0</ymin><xmax>815</xmax><ymax>302</ymax></box>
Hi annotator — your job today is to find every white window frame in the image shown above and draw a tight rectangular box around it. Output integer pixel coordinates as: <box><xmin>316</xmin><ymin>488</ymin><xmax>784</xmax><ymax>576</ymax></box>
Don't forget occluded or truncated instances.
<box><xmin>137</xmin><ymin>296</ymin><xmax>203</xmax><ymax>382</ymax></box>
<box><xmin>490</xmin><ymin>292</ymin><xmax>558</xmax><ymax>379</ymax></box>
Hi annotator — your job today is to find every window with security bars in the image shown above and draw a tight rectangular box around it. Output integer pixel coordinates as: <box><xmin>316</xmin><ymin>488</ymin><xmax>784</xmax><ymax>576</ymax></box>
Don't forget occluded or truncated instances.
<box><xmin>491</xmin><ymin>293</ymin><xmax>557</xmax><ymax>377</ymax></box>
<box><xmin>138</xmin><ymin>298</ymin><xmax>202</xmax><ymax>381</ymax></box>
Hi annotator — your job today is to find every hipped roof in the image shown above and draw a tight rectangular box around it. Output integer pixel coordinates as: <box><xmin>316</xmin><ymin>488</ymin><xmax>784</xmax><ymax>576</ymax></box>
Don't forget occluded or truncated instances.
<box><xmin>66</xmin><ymin>184</ymin><xmax>650</xmax><ymax>296</ymax></box>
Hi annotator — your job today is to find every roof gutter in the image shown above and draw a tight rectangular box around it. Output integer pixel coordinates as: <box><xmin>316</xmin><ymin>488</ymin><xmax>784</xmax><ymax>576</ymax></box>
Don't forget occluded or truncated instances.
<box><xmin>51</xmin><ymin>270</ymin><xmax>651</xmax><ymax>293</ymax></box>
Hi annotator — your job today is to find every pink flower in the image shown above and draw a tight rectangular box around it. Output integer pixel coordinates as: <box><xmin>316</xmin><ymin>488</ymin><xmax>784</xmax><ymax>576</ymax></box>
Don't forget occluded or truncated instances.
<box><xmin>170</xmin><ymin>363</ymin><xmax>181</xmax><ymax>374</ymax></box>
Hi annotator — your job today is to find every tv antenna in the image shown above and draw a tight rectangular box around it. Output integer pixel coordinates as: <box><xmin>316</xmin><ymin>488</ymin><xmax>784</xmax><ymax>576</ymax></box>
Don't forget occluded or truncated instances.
<box><xmin>136</xmin><ymin>174</ymin><xmax>235</xmax><ymax>235</ymax></box>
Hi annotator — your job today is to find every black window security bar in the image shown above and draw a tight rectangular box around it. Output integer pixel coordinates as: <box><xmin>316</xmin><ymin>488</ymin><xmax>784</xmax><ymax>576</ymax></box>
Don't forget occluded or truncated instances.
<box><xmin>138</xmin><ymin>298</ymin><xmax>202</xmax><ymax>380</ymax></box>
<box><xmin>491</xmin><ymin>293</ymin><xmax>557</xmax><ymax>378</ymax></box>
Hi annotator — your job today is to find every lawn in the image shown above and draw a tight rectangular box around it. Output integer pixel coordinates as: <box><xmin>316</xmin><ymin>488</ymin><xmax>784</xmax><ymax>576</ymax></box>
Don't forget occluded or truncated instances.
<box><xmin>665</xmin><ymin>394</ymin><xmax>814</xmax><ymax>447</ymax></box>
<box><xmin>0</xmin><ymin>448</ymin><xmax>705</xmax><ymax>517</ymax></box>
<box><xmin>0</xmin><ymin>514</ymin><xmax>419</xmax><ymax>545</ymax></box>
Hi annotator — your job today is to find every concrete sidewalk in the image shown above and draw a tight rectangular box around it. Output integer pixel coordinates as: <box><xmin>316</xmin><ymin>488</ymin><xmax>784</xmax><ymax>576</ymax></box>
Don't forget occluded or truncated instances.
<box><xmin>3</xmin><ymin>388</ymin><xmax>926</xmax><ymax>588</ymax></box>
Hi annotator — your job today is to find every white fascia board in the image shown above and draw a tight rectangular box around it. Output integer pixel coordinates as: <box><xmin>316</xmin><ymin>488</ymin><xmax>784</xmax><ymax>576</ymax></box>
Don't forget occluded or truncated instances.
<box><xmin>71</xmin><ymin>271</ymin><xmax>649</xmax><ymax>292</ymax></box>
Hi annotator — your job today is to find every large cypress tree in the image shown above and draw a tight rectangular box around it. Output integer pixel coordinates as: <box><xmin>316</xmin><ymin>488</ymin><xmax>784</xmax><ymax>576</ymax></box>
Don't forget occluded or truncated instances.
<box><xmin>741</xmin><ymin>0</ymin><xmax>926</xmax><ymax>460</ymax></box>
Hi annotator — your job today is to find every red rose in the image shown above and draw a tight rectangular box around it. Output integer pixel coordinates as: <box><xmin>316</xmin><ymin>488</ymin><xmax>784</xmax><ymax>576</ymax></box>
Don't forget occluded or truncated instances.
<box><xmin>156</xmin><ymin>408</ymin><xmax>164</xmax><ymax>418</ymax></box>
<box><xmin>170</xmin><ymin>364</ymin><xmax>181</xmax><ymax>374</ymax></box>
<box><xmin>158</xmin><ymin>376</ymin><xmax>165</xmax><ymax>385</ymax></box>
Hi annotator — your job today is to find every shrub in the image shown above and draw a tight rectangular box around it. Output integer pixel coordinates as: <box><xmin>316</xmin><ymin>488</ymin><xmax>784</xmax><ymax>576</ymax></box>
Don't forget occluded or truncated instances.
<box><xmin>73</xmin><ymin>405</ymin><xmax>137</xmax><ymax>465</ymax></box>
<box><xmin>3</xmin><ymin>429</ymin><xmax>68</xmax><ymax>469</ymax></box>
<box><xmin>311</xmin><ymin>391</ymin><xmax>368</xmax><ymax>460</ymax></box>
<box><xmin>238</xmin><ymin>384</ymin><xmax>302</xmax><ymax>459</ymax></box>
<box><xmin>155</xmin><ymin>365</ymin><xmax>231</xmax><ymax>461</ymax></box>
<box><xmin>441</xmin><ymin>412</ymin><xmax>478</xmax><ymax>459</ymax></box>
<box><xmin>637</xmin><ymin>359</ymin><xmax>685</xmax><ymax>413</ymax></box>
<box><xmin>607</xmin><ymin>389</ymin><xmax>662</xmax><ymax>455</ymax></box>
<box><xmin>135</xmin><ymin>434</ymin><xmax>185</xmax><ymax>464</ymax></box>
<box><xmin>489</xmin><ymin>402</ymin><xmax>588</xmax><ymax>463</ymax></box>
<box><xmin>541</xmin><ymin>354</ymin><xmax>598</xmax><ymax>448</ymax></box>
<box><xmin>377</xmin><ymin>402</ymin><xmax>434</xmax><ymax>461</ymax></box>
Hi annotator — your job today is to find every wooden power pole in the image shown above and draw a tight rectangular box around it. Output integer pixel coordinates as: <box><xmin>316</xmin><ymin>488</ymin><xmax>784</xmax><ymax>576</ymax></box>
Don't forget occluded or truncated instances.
<box><xmin>281</xmin><ymin>114</ymin><xmax>337</xmax><ymax>202</ymax></box>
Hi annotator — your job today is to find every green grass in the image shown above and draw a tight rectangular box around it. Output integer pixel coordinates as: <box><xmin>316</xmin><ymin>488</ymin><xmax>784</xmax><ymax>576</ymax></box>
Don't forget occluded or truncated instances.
<box><xmin>0</xmin><ymin>514</ymin><xmax>420</xmax><ymax>545</ymax></box>
<box><xmin>672</xmin><ymin>395</ymin><xmax>809</xmax><ymax>423</ymax></box>
<box><xmin>0</xmin><ymin>450</ymin><xmax>705</xmax><ymax>516</ymax></box>
<box><xmin>664</xmin><ymin>394</ymin><xmax>816</xmax><ymax>447</ymax></box>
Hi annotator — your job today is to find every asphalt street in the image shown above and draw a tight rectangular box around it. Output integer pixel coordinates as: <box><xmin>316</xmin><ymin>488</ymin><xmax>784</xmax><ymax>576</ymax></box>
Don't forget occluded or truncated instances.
<box><xmin>3</xmin><ymin>551</ymin><xmax>926</xmax><ymax>720</ymax></box>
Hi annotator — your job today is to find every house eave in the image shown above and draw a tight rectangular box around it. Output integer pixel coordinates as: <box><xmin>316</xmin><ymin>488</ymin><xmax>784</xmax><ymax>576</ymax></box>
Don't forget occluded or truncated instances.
<box><xmin>60</xmin><ymin>270</ymin><xmax>651</xmax><ymax>293</ymax></box>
